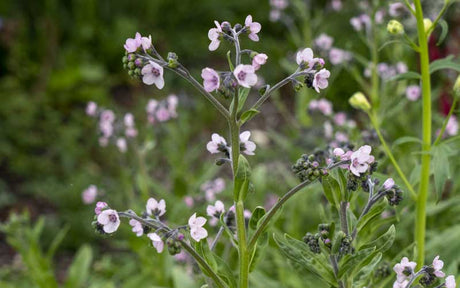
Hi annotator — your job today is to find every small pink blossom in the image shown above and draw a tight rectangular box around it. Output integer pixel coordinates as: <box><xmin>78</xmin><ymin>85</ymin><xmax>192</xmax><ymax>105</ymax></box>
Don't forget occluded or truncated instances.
<box><xmin>86</xmin><ymin>102</ymin><xmax>98</xmax><ymax>116</ymax></box>
<box><xmin>393</xmin><ymin>280</ymin><xmax>409</xmax><ymax>288</ymax></box>
<box><xmin>125</xmin><ymin>127</ymin><xmax>138</xmax><ymax>138</ymax></box>
<box><xmin>184</xmin><ymin>196</ymin><xmax>194</xmax><ymax>208</ymax></box>
<box><xmin>318</xmin><ymin>98</ymin><xmax>333</xmax><ymax>115</ymax></box>
<box><xmin>396</xmin><ymin>62</ymin><xmax>408</xmax><ymax>74</ymax></box>
<box><xmin>141</xmin><ymin>61</ymin><xmax>164</xmax><ymax>89</ymax></box>
<box><xmin>375</xmin><ymin>9</ymin><xmax>385</xmax><ymax>24</ymax></box>
<box><xmin>252</xmin><ymin>53</ymin><xmax>268</xmax><ymax>70</ymax></box>
<box><xmin>296</xmin><ymin>48</ymin><xmax>314</xmax><ymax>66</ymax></box>
<box><xmin>202</xmin><ymin>178</ymin><xmax>226</xmax><ymax>202</ymax></box>
<box><xmin>201</xmin><ymin>68</ymin><xmax>220</xmax><ymax>92</ymax></box>
<box><xmin>97</xmin><ymin>209</ymin><xmax>120</xmax><ymax>234</ymax></box>
<box><xmin>146</xmin><ymin>198</ymin><xmax>166</xmax><ymax>217</ymax></box>
<box><xmin>146</xmin><ymin>99</ymin><xmax>158</xmax><ymax>114</ymax></box>
<box><xmin>240</xmin><ymin>131</ymin><xmax>256</xmax><ymax>155</ymax></box>
<box><xmin>100</xmin><ymin>110</ymin><xmax>115</xmax><ymax>123</ymax></box>
<box><xmin>389</xmin><ymin>3</ymin><xmax>406</xmax><ymax>17</ymax></box>
<box><xmin>350</xmin><ymin>145</ymin><xmax>375</xmax><ymax>176</ymax></box>
<box><xmin>350</xmin><ymin>14</ymin><xmax>371</xmax><ymax>31</ymax></box>
<box><xmin>334</xmin><ymin>112</ymin><xmax>347</xmax><ymax>126</ymax></box>
<box><xmin>312</xmin><ymin>69</ymin><xmax>331</xmax><ymax>93</ymax></box>
<box><xmin>148</xmin><ymin>233</ymin><xmax>164</xmax><ymax>253</ymax></box>
<box><xmin>207</xmin><ymin>133</ymin><xmax>227</xmax><ymax>154</ymax></box>
<box><xmin>406</xmin><ymin>85</ymin><xmax>421</xmax><ymax>101</ymax></box>
<box><xmin>245</xmin><ymin>15</ymin><xmax>261</xmax><ymax>42</ymax></box>
<box><xmin>446</xmin><ymin>275</ymin><xmax>456</xmax><ymax>288</ymax></box>
<box><xmin>315</xmin><ymin>34</ymin><xmax>333</xmax><ymax>51</ymax></box>
<box><xmin>324</xmin><ymin>121</ymin><xmax>333</xmax><ymax>138</ymax></box>
<box><xmin>208</xmin><ymin>21</ymin><xmax>222</xmax><ymax>51</ymax></box>
<box><xmin>446</xmin><ymin>116</ymin><xmax>459</xmax><ymax>136</ymax></box>
<box><xmin>393</xmin><ymin>257</ymin><xmax>416</xmax><ymax>283</ymax></box>
<box><xmin>129</xmin><ymin>219</ymin><xmax>143</xmax><ymax>237</ymax></box>
<box><xmin>124</xmin><ymin>113</ymin><xmax>135</xmax><ymax>127</ymax></box>
<box><xmin>82</xmin><ymin>185</ymin><xmax>98</xmax><ymax>204</ymax></box>
<box><xmin>234</xmin><ymin>64</ymin><xmax>258</xmax><ymax>88</ymax></box>
<box><xmin>383</xmin><ymin>178</ymin><xmax>395</xmax><ymax>190</ymax></box>
<box><xmin>95</xmin><ymin>201</ymin><xmax>108</xmax><ymax>215</ymax></box>
<box><xmin>141</xmin><ymin>35</ymin><xmax>152</xmax><ymax>51</ymax></box>
<box><xmin>116</xmin><ymin>138</ymin><xmax>127</xmax><ymax>153</ymax></box>
<box><xmin>207</xmin><ymin>200</ymin><xmax>225</xmax><ymax>226</ymax></box>
<box><xmin>269</xmin><ymin>9</ymin><xmax>281</xmax><ymax>22</ymax></box>
<box><xmin>167</xmin><ymin>94</ymin><xmax>178</xmax><ymax>117</ymax></box>
<box><xmin>270</xmin><ymin>0</ymin><xmax>288</xmax><ymax>10</ymax></box>
<box><xmin>156</xmin><ymin>107</ymin><xmax>170</xmax><ymax>122</ymax></box>
<box><xmin>335</xmin><ymin>132</ymin><xmax>348</xmax><ymax>143</ymax></box>
<box><xmin>329</xmin><ymin>48</ymin><xmax>352</xmax><ymax>65</ymax></box>
<box><xmin>432</xmin><ymin>256</ymin><xmax>446</xmax><ymax>278</ymax></box>
<box><xmin>331</xmin><ymin>0</ymin><xmax>342</xmax><ymax>11</ymax></box>
<box><xmin>124</xmin><ymin>32</ymin><xmax>142</xmax><ymax>53</ymax></box>
<box><xmin>188</xmin><ymin>213</ymin><xmax>208</xmax><ymax>242</ymax></box>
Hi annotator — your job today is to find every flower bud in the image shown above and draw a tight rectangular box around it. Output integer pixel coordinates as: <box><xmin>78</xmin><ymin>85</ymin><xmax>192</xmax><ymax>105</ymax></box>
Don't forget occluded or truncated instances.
<box><xmin>423</xmin><ymin>18</ymin><xmax>433</xmax><ymax>34</ymax></box>
<box><xmin>349</xmin><ymin>92</ymin><xmax>371</xmax><ymax>112</ymax></box>
<box><xmin>387</xmin><ymin>20</ymin><xmax>404</xmax><ymax>35</ymax></box>
<box><xmin>454</xmin><ymin>75</ymin><xmax>460</xmax><ymax>98</ymax></box>
<box><xmin>167</xmin><ymin>52</ymin><xmax>179</xmax><ymax>68</ymax></box>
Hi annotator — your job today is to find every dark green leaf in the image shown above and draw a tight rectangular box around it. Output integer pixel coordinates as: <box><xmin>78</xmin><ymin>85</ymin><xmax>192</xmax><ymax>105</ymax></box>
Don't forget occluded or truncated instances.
<box><xmin>392</xmin><ymin>136</ymin><xmax>422</xmax><ymax>148</ymax></box>
<box><xmin>430</xmin><ymin>55</ymin><xmax>460</xmax><ymax>74</ymax></box>
<box><xmin>389</xmin><ymin>71</ymin><xmax>421</xmax><ymax>81</ymax></box>
<box><xmin>431</xmin><ymin>143</ymin><xmax>454</xmax><ymax>200</ymax></box>
<box><xmin>249</xmin><ymin>206</ymin><xmax>266</xmax><ymax>231</ymax></box>
<box><xmin>64</xmin><ymin>245</ymin><xmax>93</xmax><ymax>288</ymax></box>
<box><xmin>338</xmin><ymin>247</ymin><xmax>376</xmax><ymax>278</ymax></box>
<box><xmin>321</xmin><ymin>176</ymin><xmax>341</xmax><ymax>210</ymax></box>
<box><xmin>436</xmin><ymin>19</ymin><xmax>449</xmax><ymax>46</ymax></box>
<box><xmin>237</xmin><ymin>88</ymin><xmax>250</xmax><ymax>112</ymax></box>
<box><xmin>195</xmin><ymin>240</ymin><xmax>218</xmax><ymax>273</ymax></box>
<box><xmin>240</xmin><ymin>109</ymin><xmax>260</xmax><ymax>125</ymax></box>
<box><xmin>356</xmin><ymin>201</ymin><xmax>386</xmax><ymax>235</ymax></box>
<box><xmin>234</xmin><ymin>155</ymin><xmax>251</xmax><ymax>200</ymax></box>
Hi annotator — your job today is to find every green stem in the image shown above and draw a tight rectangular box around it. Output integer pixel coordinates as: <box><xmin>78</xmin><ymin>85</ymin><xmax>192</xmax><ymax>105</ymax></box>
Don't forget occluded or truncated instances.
<box><xmin>370</xmin><ymin>14</ymin><xmax>380</xmax><ymax>109</ymax></box>
<box><xmin>414</xmin><ymin>0</ymin><xmax>432</xmax><ymax>268</ymax></box>
<box><xmin>340</xmin><ymin>201</ymin><xmax>349</xmax><ymax>235</ymax></box>
<box><xmin>433</xmin><ymin>97</ymin><xmax>458</xmax><ymax>146</ymax></box>
<box><xmin>369</xmin><ymin>113</ymin><xmax>418</xmax><ymax>201</ymax></box>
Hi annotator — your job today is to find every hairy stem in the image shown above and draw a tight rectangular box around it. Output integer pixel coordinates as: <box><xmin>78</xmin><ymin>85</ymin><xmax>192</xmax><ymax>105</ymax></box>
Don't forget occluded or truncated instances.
<box><xmin>414</xmin><ymin>0</ymin><xmax>432</xmax><ymax>269</ymax></box>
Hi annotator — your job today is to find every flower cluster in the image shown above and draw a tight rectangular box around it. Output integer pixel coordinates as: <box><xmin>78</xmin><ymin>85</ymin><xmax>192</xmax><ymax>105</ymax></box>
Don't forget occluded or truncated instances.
<box><xmin>295</xmin><ymin>48</ymin><xmax>330</xmax><ymax>93</ymax></box>
<box><xmin>364</xmin><ymin>62</ymin><xmax>408</xmax><ymax>81</ymax></box>
<box><xmin>201</xmin><ymin>178</ymin><xmax>226</xmax><ymax>202</ymax></box>
<box><xmin>207</xmin><ymin>131</ymin><xmax>256</xmax><ymax>157</ymax></box>
<box><xmin>292</xmin><ymin>153</ymin><xmax>329</xmax><ymax>182</ymax></box>
<box><xmin>146</xmin><ymin>94</ymin><xmax>178</xmax><ymax>124</ymax></box>
<box><xmin>313</xmin><ymin>34</ymin><xmax>352</xmax><ymax>66</ymax></box>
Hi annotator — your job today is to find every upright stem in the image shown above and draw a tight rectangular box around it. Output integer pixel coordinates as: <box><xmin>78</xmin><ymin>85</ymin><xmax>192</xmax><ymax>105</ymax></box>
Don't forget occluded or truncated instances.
<box><xmin>414</xmin><ymin>0</ymin><xmax>432</xmax><ymax>268</ymax></box>
<box><xmin>340</xmin><ymin>201</ymin><xmax>349</xmax><ymax>235</ymax></box>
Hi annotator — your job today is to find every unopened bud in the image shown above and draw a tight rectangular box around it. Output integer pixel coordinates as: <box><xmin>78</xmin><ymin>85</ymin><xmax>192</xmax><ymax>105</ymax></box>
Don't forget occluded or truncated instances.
<box><xmin>349</xmin><ymin>92</ymin><xmax>371</xmax><ymax>112</ymax></box>
<box><xmin>167</xmin><ymin>52</ymin><xmax>179</xmax><ymax>68</ymax></box>
<box><xmin>387</xmin><ymin>20</ymin><xmax>404</xmax><ymax>35</ymax></box>
<box><xmin>423</xmin><ymin>18</ymin><xmax>433</xmax><ymax>34</ymax></box>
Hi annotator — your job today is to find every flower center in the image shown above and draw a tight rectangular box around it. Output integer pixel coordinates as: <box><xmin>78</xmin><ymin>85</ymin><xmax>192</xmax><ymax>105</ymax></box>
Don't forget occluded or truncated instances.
<box><xmin>109</xmin><ymin>214</ymin><xmax>118</xmax><ymax>223</ymax></box>
<box><xmin>152</xmin><ymin>68</ymin><xmax>160</xmax><ymax>77</ymax></box>
<box><xmin>237</xmin><ymin>71</ymin><xmax>246</xmax><ymax>81</ymax></box>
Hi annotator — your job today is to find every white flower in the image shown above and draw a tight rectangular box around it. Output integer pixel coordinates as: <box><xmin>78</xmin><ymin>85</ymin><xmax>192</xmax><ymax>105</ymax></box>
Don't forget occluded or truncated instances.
<box><xmin>146</xmin><ymin>198</ymin><xmax>166</xmax><ymax>217</ymax></box>
<box><xmin>432</xmin><ymin>255</ymin><xmax>445</xmax><ymax>278</ymax></box>
<box><xmin>141</xmin><ymin>35</ymin><xmax>152</xmax><ymax>51</ymax></box>
<box><xmin>312</xmin><ymin>69</ymin><xmax>331</xmax><ymax>93</ymax></box>
<box><xmin>208</xmin><ymin>21</ymin><xmax>222</xmax><ymax>51</ymax></box>
<box><xmin>233</xmin><ymin>64</ymin><xmax>258</xmax><ymax>88</ymax></box>
<box><xmin>129</xmin><ymin>219</ymin><xmax>143</xmax><ymax>237</ymax></box>
<box><xmin>445</xmin><ymin>275</ymin><xmax>456</xmax><ymax>288</ymax></box>
<box><xmin>206</xmin><ymin>133</ymin><xmax>227</xmax><ymax>154</ymax></box>
<box><xmin>148</xmin><ymin>233</ymin><xmax>164</xmax><ymax>253</ymax></box>
<box><xmin>245</xmin><ymin>15</ymin><xmax>262</xmax><ymax>42</ymax></box>
<box><xmin>350</xmin><ymin>145</ymin><xmax>375</xmax><ymax>176</ymax></box>
<box><xmin>240</xmin><ymin>131</ymin><xmax>256</xmax><ymax>156</ymax></box>
<box><xmin>97</xmin><ymin>209</ymin><xmax>120</xmax><ymax>234</ymax></box>
<box><xmin>188</xmin><ymin>213</ymin><xmax>208</xmax><ymax>242</ymax></box>
<box><xmin>141</xmin><ymin>61</ymin><xmax>164</xmax><ymax>89</ymax></box>
<box><xmin>207</xmin><ymin>200</ymin><xmax>225</xmax><ymax>226</ymax></box>
<box><xmin>393</xmin><ymin>257</ymin><xmax>417</xmax><ymax>283</ymax></box>
<box><xmin>383</xmin><ymin>178</ymin><xmax>395</xmax><ymax>190</ymax></box>
<box><xmin>296</xmin><ymin>48</ymin><xmax>314</xmax><ymax>66</ymax></box>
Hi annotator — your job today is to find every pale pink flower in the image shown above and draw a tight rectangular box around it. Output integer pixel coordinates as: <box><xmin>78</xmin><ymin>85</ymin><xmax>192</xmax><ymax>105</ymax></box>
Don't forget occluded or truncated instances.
<box><xmin>329</xmin><ymin>48</ymin><xmax>352</xmax><ymax>65</ymax></box>
<box><xmin>146</xmin><ymin>99</ymin><xmax>158</xmax><ymax>114</ymax></box>
<box><xmin>445</xmin><ymin>275</ymin><xmax>456</xmax><ymax>288</ymax></box>
<box><xmin>396</xmin><ymin>62</ymin><xmax>408</xmax><ymax>74</ymax></box>
<box><xmin>184</xmin><ymin>196</ymin><xmax>194</xmax><ymax>208</ymax></box>
<box><xmin>317</xmin><ymin>98</ymin><xmax>333</xmax><ymax>115</ymax></box>
<box><xmin>296</xmin><ymin>48</ymin><xmax>314</xmax><ymax>66</ymax></box>
<box><xmin>156</xmin><ymin>107</ymin><xmax>170</xmax><ymax>122</ymax></box>
<box><xmin>334</xmin><ymin>112</ymin><xmax>347</xmax><ymax>126</ymax></box>
<box><xmin>393</xmin><ymin>280</ymin><xmax>409</xmax><ymax>288</ymax></box>
<box><xmin>94</xmin><ymin>201</ymin><xmax>108</xmax><ymax>215</ymax></box>
<box><xmin>240</xmin><ymin>131</ymin><xmax>256</xmax><ymax>155</ymax></box>
<box><xmin>350</xmin><ymin>145</ymin><xmax>375</xmax><ymax>176</ymax></box>
<box><xmin>375</xmin><ymin>9</ymin><xmax>385</xmax><ymax>24</ymax></box>
<box><xmin>446</xmin><ymin>116</ymin><xmax>459</xmax><ymax>136</ymax></box>
<box><xmin>269</xmin><ymin>9</ymin><xmax>281</xmax><ymax>22</ymax></box>
<box><xmin>406</xmin><ymin>85</ymin><xmax>421</xmax><ymax>101</ymax></box>
<box><xmin>202</xmin><ymin>178</ymin><xmax>226</xmax><ymax>201</ymax></box>
<box><xmin>333</xmin><ymin>148</ymin><xmax>353</xmax><ymax>168</ymax></box>
<box><xmin>148</xmin><ymin>233</ymin><xmax>164</xmax><ymax>253</ymax></box>
<box><xmin>97</xmin><ymin>209</ymin><xmax>120</xmax><ymax>234</ymax></box>
<box><xmin>146</xmin><ymin>198</ymin><xmax>166</xmax><ymax>217</ymax></box>
<box><xmin>245</xmin><ymin>15</ymin><xmax>261</xmax><ymax>41</ymax></box>
<box><xmin>207</xmin><ymin>200</ymin><xmax>225</xmax><ymax>226</ymax></box>
<box><xmin>389</xmin><ymin>3</ymin><xmax>406</xmax><ymax>17</ymax></box>
<box><xmin>116</xmin><ymin>138</ymin><xmax>127</xmax><ymax>153</ymax></box>
<box><xmin>432</xmin><ymin>256</ymin><xmax>446</xmax><ymax>278</ymax></box>
<box><xmin>234</xmin><ymin>64</ymin><xmax>258</xmax><ymax>88</ymax></box>
<box><xmin>201</xmin><ymin>68</ymin><xmax>220</xmax><ymax>92</ymax></box>
<box><xmin>252</xmin><ymin>53</ymin><xmax>268</xmax><ymax>70</ymax></box>
<box><xmin>270</xmin><ymin>0</ymin><xmax>288</xmax><ymax>10</ymax></box>
<box><xmin>141</xmin><ymin>61</ymin><xmax>164</xmax><ymax>89</ymax></box>
<box><xmin>312</xmin><ymin>69</ymin><xmax>331</xmax><ymax>93</ymax></box>
<box><xmin>129</xmin><ymin>219</ymin><xmax>143</xmax><ymax>237</ymax></box>
<box><xmin>244</xmin><ymin>209</ymin><xmax>252</xmax><ymax>219</ymax></box>
<box><xmin>335</xmin><ymin>132</ymin><xmax>348</xmax><ymax>143</ymax></box>
<box><xmin>141</xmin><ymin>35</ymin><xmax>152</xmax><ymax>51</ymax></box>
<box><xmin>124</xmin><ymin>32</ymin><xmax>142</xmax><ymax>53</ymax></box>
<box><xmin>124</xmin><ymin>113</ymin><xmax>135</xmax><ymax>127</ymax></box>
<box><xmin>207</xmin><ymin>133</ymin><xmax>227</xmax><ymax>154</ymax></box>
<box><xmin>350</xmin><ymin>17</ymin><xmax>363</xmax><ymax>31</ymax></box>
<box><xmin>100</xmin><ymin>110</ymin><xmax>115</xmax><ymax>123</ymax></box>
<box><xmin>315</xmin><ymin>34</ymin><xmax>333</xmax><ymax>51</ymax></box>
<box><xmin>208</xmin><ymin>21</ymin><xmax>222</xmax><ymax>51</ymax></box>
<box><xmin>99</xmin><ymin>121</ymin><xmax>113</xmax><ymax>138</ymax></box>
<box><xmin>324</xmin><ymin>121</ymin><xmax>333</xmax><ymax>138</ymax></box>
<box><xmin>82</xmin><ymin>185</ymin><xmax>98</xmax><ymax>204</ymax></box>
<box><xmin>393</xmin><ymin>257</ymin><xmax>417</xmax><ymax>283</ymax></box>
<box><xmin>188</xmin><ymin>213</ymin><xmax>208</xmax><ymax>242</ymax></box>
<box><xmin>86</xmin><ymin>102</ymin><xmax>98</xmax><ymax>116</ymax></box>
<box><xmin>383</xmin><ymin>178</ymin><xmax>395</xmax><ymax>190</ymax></box>
<box><xmin>331</xmin><ymin>0</ymin><xmax>342</xmax><ymax>11</ymax></box>
<box><xmin>167</xmin><ymin>94</ymin><xmax>178</xmax><ymax>117</ymax></box>
<box><xmin>125</xmin><ymin>127</ymin><xmax>138</xmax><ymax>138</ymax></box>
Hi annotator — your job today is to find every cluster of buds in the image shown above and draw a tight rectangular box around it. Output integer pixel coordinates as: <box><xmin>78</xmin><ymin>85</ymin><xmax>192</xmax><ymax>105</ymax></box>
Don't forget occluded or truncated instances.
<box><xmin>302</xmin><ymin>232</ymin><xmax>321</xmax><ymax>254</ymax></box>
<box><xmin>302</xmin><ymin>223</ymin><xmax>334</xmax><ymax>253</ymax></box>
<box><xmin>122</xmin><ymin>52</ymin><xmax>144</xmax><ymax>79</ymax></box>
<box><xmin>374</xmin><ymin>262</ymin><xmax>391</xmax><ymax>279</ymax></box>
<box><xmin>292</xmin><ymin>154</ymin><xmax>328</xmax><ymax>182</ymax></box>
<box><xmin>380</xmin><ymin>179</ymin><xmax>403</xmax><ymax>206</ymax></box>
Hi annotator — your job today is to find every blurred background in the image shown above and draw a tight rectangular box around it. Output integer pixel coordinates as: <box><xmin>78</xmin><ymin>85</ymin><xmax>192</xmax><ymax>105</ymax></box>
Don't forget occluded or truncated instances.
<box><xmin>1</xmin><ymin>0</ymin><xmax>459</xmax><ymax>287</ymax></box>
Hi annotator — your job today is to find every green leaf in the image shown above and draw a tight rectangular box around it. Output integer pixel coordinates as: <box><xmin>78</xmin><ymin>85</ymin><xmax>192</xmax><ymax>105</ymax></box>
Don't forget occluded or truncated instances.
<box><xmin>234</xmin><ymin>155</ymin><xmax>251</xmax><ymax>200</ymax></box>
<box><xmin>436</xmin><ymin>19</ymin><xmax>449</xmax><ymax>46</ymax></box>
<box><xmin>359</xmin><ymin>225</ymin><xmax>396</xmax><ymax>254</ymax></box>
<box><xmin>274</xmin><ymin>234</ymin><xmax>338</xmax><ymax>286</ymax></box>
<box><xmin>214</xmin><ymin>255</ymin><xmax>237</xmax><ymax>288</ymax></box>
<box><xmin>356</xmin><ymin>201</ymin><xmax>386</xmax><ymax>235</ymax></box>
<box><xmin>240</xmin><ymin>109</ymin><xmax>260</xmax><ymax>125</ymax></box>
<box><xmin>64</xmin><ymin>245</ymin><xmax>93</xmax><ymax>288</ymax></box>
<box><xmin>353</xmin><ymin>253</ymin><xmax>382</xmax><ymax>286</ymax></box>
<box><xmin>237</xmin><ymin>88</ymin><xmax>251</xmax><ymax>112</ymax></box>
<box><xmin>46</xmin><ymin>224</ymin><xmax>69</xmax><ymax>259</ymax></box>
<box><xmin>389</xmin><ymin>71</ymin><xmax>421</xmax><ymax>81</ymax></box>
<box><xmin>194</xmin><ymin>240</ymin><xmax>218</xmax><ymax>273</ymax></box>
<box><xmin>249</xmin><ymin>206</ymin><xmax>266</xmax><ymax>231</ymax></box>
<box><xmin>321</xmin><ymin>176</ymin><xmax>341</xmax><ymax>210</ymax></box>
<box><xmin>430</xmin><ymin>55</ymin><xmax>460</xmax><ymax>74</ymax></box>
<box><xmin>392</xmin><ymin>136</ymin><xmax>422</xmax><ymax>148</ymax></box>
<box><xmin>338</xmin><ymin>247</ymin><xmax>376</xmax><ymax>278</ymax></box>
<box><xmin>431</xmin><ymin>143</ymin><xmax>454</xmax><ymax>200</ymax></box>
<box><xmin>249</xmin><ymin>232</ymin><xmax>268</xmax><ymax>272</ymax></box>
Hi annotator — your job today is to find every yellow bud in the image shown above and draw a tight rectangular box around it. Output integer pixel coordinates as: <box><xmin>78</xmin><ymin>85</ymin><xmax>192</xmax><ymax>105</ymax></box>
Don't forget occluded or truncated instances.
<box><xmin>424</xmin><ymin>18</ymin><xmax>433</xmax><ymax>34</ymax></box>
<box><xmin>349</xmin><ymin>92</ymin><xmax>371</xmax><ymax>112</ymax></box>
<box><xmin>387</xmin><ymin>20</ymin><xmax>404</xmax><ymax>35</ymax></box>
<box><xmin>454</xmin><ymin>75</ymin><xmax>460</xmax><ymax>98</ymax></box>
